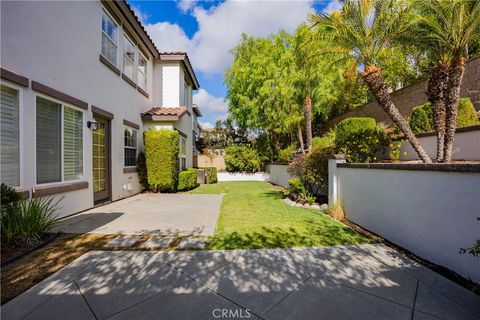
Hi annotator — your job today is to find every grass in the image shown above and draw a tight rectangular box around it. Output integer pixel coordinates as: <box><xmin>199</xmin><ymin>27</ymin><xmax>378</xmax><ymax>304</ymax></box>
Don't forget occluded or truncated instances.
<box><xmin>189</xmin><ymin>181</ymin><xmax>370</xmax><ymax>250</ymax></box>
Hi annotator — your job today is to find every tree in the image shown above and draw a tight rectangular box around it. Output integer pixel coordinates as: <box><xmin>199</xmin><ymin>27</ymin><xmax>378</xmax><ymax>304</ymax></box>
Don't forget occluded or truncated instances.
<box><xmin>225</xmin><ymin>33</ymin><xmax>300</xmax><ymax>154</ymax></box>
<box><xmin>412</xmin><ymin>0</ymin><xmax>480</xmax><ymax>162</ymax></box>
<box><xmin>310</xmin><ymin>0</ymin><xmax>432</xmax><ymax>163</ymax></box>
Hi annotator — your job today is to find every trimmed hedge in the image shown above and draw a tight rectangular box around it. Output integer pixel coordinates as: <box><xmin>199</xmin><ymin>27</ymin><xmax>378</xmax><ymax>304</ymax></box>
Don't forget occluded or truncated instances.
<box><xmin>335</xmin><ymin>117</ymin><xmax>389</xmax><ymax>163</ymax></box>
<box><xmin>144</xmin><ymin>129</ymin><xmax>179</xmax><ymax>192</ymax></box>
<box><xmin>178</xmin><ymin>168</ymin><xmax>198</xmax><ymax>191</ymax></box>
<box><xmin>409</xmin><ymin>98</ymin><xmax>479</xmax><ymax>133</ymax></box>
<box><xmin>136</xmin><ymin>151</ymin><xmax>149</xmax><ymax>190</ymax></box>
<box><xmin>224</xmin><ymin>145</ymin><xmax>261</xmax><ymax>173</ymax></box>
<box><xmin>204</xmin><ymin>167</ymin><xmax>218</xmax><ymax>184</ymax></box>
<box><xmin>335</xmin><ymin>117</ymin><xmax>376</xmax><ymax>144</ymax></box>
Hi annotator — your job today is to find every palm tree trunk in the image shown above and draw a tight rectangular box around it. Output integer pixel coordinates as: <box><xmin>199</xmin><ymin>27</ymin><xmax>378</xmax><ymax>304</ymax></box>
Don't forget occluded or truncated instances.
<box><xmin>362</xmin><ymin>65</ymin><xmax>432</xmax><ymax>163</ymax></box>
<box><xmin>296</xmin><ymin>122</ymin><xmax>305</xmax><ymax>154</ymax></box>
<box><xmin>303</xmin><ymin>95</ymin><xmax>313</xmax><ymax>153</ymax></box>
<box><xmin>442</xmin><ymin>58</ymin><xmax>466</xmax><ymax>162</ymax></box>
<box><xmin>426</xmin><ymin>62</ymin><xmax>449</xmax><ymax>162</ymax></box>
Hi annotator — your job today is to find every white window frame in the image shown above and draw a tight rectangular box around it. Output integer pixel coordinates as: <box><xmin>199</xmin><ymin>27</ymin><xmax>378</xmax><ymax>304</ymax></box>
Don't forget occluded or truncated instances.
<box><xmin>123</xmin><ymin>33</ymin><xmax>136</xmax><ymax>81</ymax></box>
<box><xmin>179</xmin><ymin>135</ymin><xmax>187</xmax><ymax>170</ymax></box>
<box><xmin>137</xmin><ymin>51</ymin><xmax>148</xmax><ymax>90</ymax></box>
<box><xmin>101</xmin><ymin>9</ymin><xmax>119</xmax><ymax>66</ymax></box>
<box><xmin>0</xmin><ymin>82</ymin><xmax>24</xmax><ymax>188</ymax></box>
<box><xmin>123</xmin><ymin>125</ymin><xmax>138</xmax><ymax>168</ymax></box>
<box><xmin>34</xmin><ymin>93</ymin><xmax>85</xmax><ymax>186</ymax></box>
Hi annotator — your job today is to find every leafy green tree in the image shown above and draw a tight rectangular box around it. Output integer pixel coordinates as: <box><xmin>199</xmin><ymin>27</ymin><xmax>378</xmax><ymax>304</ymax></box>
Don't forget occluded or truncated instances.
<box><xmin>310</xmin><ymin>0</ymin><xmax>432</xmax><ymax>163</ymax></box>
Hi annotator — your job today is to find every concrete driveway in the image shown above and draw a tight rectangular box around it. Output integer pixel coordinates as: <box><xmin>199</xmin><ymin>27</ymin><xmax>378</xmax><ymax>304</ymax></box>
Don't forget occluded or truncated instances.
<box><xmin>3</xmin><ymin>244</ymin><xmax>479</xmax><ymax>320</ymax></box>
<box><xmin>54</xmin><ymin>193</ymin><xmax>223</xmax><ymax>236</ymax></box>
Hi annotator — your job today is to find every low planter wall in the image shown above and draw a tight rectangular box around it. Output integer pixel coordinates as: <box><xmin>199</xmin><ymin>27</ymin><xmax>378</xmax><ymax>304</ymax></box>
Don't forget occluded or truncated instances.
<box><xmin>266</xmin><ymin>164</ymin><xmax>293</xmax><ymax>187</ymax></box>
<box><xmin>329</xmin><ymin>160</ymin><xmax>480</xmax><ymax>283</ymax></box>
<box><xmin>399</xmin><ymin>125</ymin><xmax>480</xmax><ymax>160</ymax></box>
<box><xmin>217</xmin><ymin>172</ymin><xmax>270</xmax><ymax>182</ymax></box>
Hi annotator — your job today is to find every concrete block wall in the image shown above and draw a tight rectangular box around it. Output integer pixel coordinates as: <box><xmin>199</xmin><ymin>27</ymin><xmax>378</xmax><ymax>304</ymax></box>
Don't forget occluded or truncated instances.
<box><xmin>323</xmin><ymin>56</ymin><xmax>480</xmax><ymax>129</ymax></box>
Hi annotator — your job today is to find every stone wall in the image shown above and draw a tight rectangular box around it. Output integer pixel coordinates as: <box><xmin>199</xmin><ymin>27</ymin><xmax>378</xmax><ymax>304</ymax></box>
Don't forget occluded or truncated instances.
<box><xmin>323</xmin><ymin>56</ymin><xmax>480</xmax><ymax>129</ymax></box>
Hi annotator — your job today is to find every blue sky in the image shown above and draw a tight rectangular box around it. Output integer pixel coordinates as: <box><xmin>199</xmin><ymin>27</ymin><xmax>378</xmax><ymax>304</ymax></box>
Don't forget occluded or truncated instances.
<box><xmin>128</xmin><ymin>0</ymin><xmax>340</xmax><ymax>128</ymax></box>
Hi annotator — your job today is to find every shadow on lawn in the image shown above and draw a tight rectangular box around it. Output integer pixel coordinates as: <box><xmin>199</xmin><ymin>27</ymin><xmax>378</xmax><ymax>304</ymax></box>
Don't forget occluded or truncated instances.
<box><xmin>207</xmin><ymin>219</ymin><xmax>371</xmax><ymax>250</ymax></box>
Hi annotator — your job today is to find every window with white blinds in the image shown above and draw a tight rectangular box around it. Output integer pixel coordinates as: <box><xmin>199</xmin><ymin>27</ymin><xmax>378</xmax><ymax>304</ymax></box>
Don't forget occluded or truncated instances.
<box><xmin>101</xmin><ymin>10</ymin><xmax>118</xmax><ymax>66</ymax></box>
<box><xmin>124</xmin><ymin>126</ymin><xmax>137</xmax><ymax>167</ymax></box>
<box><xmin>36</xmin><ymin>96</ymin><xmax>83</xmax><ymax>184</ymax></box>
<box><xmin>0</xmin><ymin>85</ymin><xmax>20</xmax><ymax>187</ymax></box>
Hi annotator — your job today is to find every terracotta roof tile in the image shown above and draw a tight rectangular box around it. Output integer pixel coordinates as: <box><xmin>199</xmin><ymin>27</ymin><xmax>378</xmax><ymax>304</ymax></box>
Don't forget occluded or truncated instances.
<box><xmin>142</xmin><ymin>106</ymin><xmax>188</xmax><ymax>117</ymax></box>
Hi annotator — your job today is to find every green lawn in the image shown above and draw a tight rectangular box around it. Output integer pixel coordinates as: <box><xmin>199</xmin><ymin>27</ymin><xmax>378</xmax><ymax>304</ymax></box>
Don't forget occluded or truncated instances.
<box><xmin>188</xmin><ymin>181</ymin><xmax>370</xmax><ymax>249</ymax></box>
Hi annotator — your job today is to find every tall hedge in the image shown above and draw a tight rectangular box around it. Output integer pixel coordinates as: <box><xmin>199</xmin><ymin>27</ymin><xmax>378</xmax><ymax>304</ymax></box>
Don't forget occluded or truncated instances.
<box><xmin>409</xmin><ymin>98</ymin><xmax>479</xmax><ymax>133</ymax></box>
<box><xmin>144</xmin><ymin>129</ymin><xmax>179</xmax><ymax>192</ymax></box>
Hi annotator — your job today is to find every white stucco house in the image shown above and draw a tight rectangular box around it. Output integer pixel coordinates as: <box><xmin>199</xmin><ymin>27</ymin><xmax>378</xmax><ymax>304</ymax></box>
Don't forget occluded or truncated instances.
<box><xmin>0</xmin><ymin>0</ymin><xmax>202</xmax><ymax>218</ymax></box>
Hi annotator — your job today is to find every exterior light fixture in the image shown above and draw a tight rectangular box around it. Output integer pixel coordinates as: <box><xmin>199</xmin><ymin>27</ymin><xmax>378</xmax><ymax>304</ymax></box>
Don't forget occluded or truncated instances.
<box><xmin>87</xmin><ymin>119</ymin><xmax>98</xmax><ymax>131</ymax></box>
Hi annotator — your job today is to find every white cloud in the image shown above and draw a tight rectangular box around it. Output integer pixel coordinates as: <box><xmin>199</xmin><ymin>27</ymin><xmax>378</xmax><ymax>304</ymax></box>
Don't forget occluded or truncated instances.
<box><xmin>322</xmin><ymin>0</ymin><xmax>342</xmax><ymax>14</ymax></box>
<box><xmin>131</xmin><ymin>5</ymin><xmax>149</xmax><ymax>25</ymax></box>
<box><xmin>144</xmin><ymin>0</ymin><xmax>314</xmax><ymax>75</ymax></box>
<box><xmin>177</xmin><ymin>0</ymin><xmax>197</xmax><ymax>13</ymax></box>
<box><xmin>199</xmin><ymin>121</ymin><xmax>213</xmax><ymax>129</ymax></box>
<box><xmin>193</xmin><ymin>89</ymin><xmax>228</xmax><ymax>113</ymax></box>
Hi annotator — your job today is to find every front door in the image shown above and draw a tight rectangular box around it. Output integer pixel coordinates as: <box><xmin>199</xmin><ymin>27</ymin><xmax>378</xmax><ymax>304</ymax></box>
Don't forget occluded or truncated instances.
<box><xmin>92</xmin><ymin>116</ymin><xmax>111</xmax><ymax>203</ymax></box>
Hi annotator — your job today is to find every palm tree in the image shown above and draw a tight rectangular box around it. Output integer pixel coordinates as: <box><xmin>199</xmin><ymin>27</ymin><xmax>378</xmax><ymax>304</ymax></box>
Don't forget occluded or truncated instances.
<box><xmin>413</xmin><ymin>0</ymin><xmax>480</xmax><ymax>162</ymax></box>
<box><xmin>310</xmin><ymin>0</ymin><xmax>432</xmax><ymax>163</ymax></box>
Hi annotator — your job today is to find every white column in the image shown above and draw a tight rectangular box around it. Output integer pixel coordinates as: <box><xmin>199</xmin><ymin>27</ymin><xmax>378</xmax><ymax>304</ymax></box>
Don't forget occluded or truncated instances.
<box><xmin>328</xmin><ymin>155</ymin><xmax>346</xmax><ymax>206</ymax></box>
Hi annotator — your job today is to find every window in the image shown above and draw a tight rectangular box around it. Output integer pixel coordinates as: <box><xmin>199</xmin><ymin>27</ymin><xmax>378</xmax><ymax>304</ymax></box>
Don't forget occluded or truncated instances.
<box><xmin>101</xmin><ymin>10</ymin><xmax>118</xmax><ymax>66</ymax></box>
<box><xmin>123</xmin><ymin>35</ymin><xmax>135</xmax><ymax>80</ymax></box>
<box><xmin>1</xmin><ymin>85</ymin><xmax>20</xmax><ymax>187</ymax></box>
<box><xmin>36</xmin><ymin>96</ymin><xmax>83</xmax><ymax>184</ymax></box>
<box><xmin>180</xmin><ymin>136</ymin><xmax>187</xmax><ymax>170</ymax></box>
<box><xmin>124</xmin><ymin>127</ymin><xmax>137</xmax><ymax>167</ymax></box>
<box><xmin>138</xmin><ymin>52</ymin><xmax>147</xmax><ymax>90</ymax></box>
<box><xmin>183</xmin><ymin>82</ymin><xmax>188</xmax><ymax>107</ymax></box>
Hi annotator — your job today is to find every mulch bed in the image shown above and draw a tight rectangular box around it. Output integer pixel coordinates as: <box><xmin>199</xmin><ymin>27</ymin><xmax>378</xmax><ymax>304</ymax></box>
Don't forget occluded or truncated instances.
<box><xmin>1</xmin><ymin>233</ymin><xmax>59</xmax><ymax>266</ymax></box>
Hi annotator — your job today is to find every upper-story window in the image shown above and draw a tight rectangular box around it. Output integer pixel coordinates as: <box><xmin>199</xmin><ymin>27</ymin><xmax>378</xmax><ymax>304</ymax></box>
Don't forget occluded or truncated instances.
<box><xmin>123</xmin><ymin>35</ymin><xmax>136</xmax><ymax>80</ymax></box>
<box><xmin>101</xmin><ymin>10</ymin><xmax>118</xmax><ymax>66</ymax></box>
<box><xmin>183</xmin><ymin>82</ymin><xmax>188</xmax><ymax>107</ymax></box>
<box><xmin>138</xmin><ymin>52</ymin><xmax>147</xmax><ymax>90</ymax></box>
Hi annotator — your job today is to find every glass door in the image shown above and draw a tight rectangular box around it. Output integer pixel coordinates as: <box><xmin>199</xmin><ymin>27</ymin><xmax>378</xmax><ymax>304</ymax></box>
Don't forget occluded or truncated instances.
<box><xmin>92</xmin><ymin>116</ymin><xmax>110</xmax><ymax>203</ymax></box>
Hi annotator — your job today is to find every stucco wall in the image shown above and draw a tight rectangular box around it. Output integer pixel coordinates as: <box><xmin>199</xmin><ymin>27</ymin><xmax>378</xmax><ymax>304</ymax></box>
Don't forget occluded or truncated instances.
<box><xmin>217</xmin><ymin>172</ymin><xmax>270</xmax><ymax>182</ymax></box>
<box><xmin>399</xmin><ymin>126</ymin><xmax>480</xmax><ymax>161</ymax></box>
<box><xmin>1</xmin><ymin>1</ymin><xmax>153</xmax><ymax>217</ymax></box>
<box><xmin>335</xmin><ymin>165</ymin><xmax>480</xmax><ymax>283</ymax></box>
<box><xmin>323</xmin><ymin>57</ymin><xmax>480</xmax><ymax>130</ymax></box>
<box><xmin>266</xmin><ymin>164</ymin><xmax>293</xmax><ymax>187</ymax></box>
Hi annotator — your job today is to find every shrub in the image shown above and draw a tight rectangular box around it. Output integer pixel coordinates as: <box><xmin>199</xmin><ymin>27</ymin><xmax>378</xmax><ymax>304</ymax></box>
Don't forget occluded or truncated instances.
<box><xmin>335</xmin><ymin>117</ymin><xmax>376</xmax><ymax>143</ymax></box>
<box><xmin>1</xmin><ymin>196</ymin><xmax>60</xmax><ymax>245</ymax></box>
<box><xmin>312</xmin><ymin>129</ymin><xmax>336</xmax><ymax>151</ymax></box>
<box><xmin>335</xmin><ymin>118</ymin><xmax>390</xmax><ymax>163</ymax></box>
<box><xmin>283</xmin><ymin>178</ymin><xmax>315</xmax><ymax>205</ymax></box>
<box><xmin>144</xmin><ymin>129</ymin><xmax>180</xmax><ymax>192</ymax></box>
<box><xmin>302</xmin><ymin>146</ymin><xmax>334</xmax><ymax>194</ymax></box>
<box><xmin>204</xmin><ymin>167</ymin><xmax>218</xmax><ymax>184</ymax></box>
<box><xmin>136</xmin><ymin>151</ymin><xmax>149</xmax><ymax>191</ymax></box>
<box><xmin>277</xmin><ymin>145</ymin><xmax>296</xmax><ymax>164</ymax></box>
<box><xmin>409</xmin><ymin>103</ymin><xmax>434</xmax><ymax>133</ymax></box>
<box><xmin>224</xmin><ymin>145</ymin><xmax>261</xmax><ymax>173</ymax></box>
<box><xmin>1</xmin><ymin>183</ymin><xmax>22</xmax><ymax>213</ymax></box>
<box><xmin>178</xmin><ymin>169</ymin><xmax>199</xmax><ymax>191</ymax></box>
<box><xmin>409</xmin><ymin>98</ymin><xmax>479</xmax><ymax>133</ymax></box>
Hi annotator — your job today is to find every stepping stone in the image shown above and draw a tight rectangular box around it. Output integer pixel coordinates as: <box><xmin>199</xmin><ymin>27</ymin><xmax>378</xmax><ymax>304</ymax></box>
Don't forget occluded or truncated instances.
<box><xmin>141</xmin><ymin>236</ymin><xmax>174</xmax><ymax>249</ymax></box>
<box><xmin>105</xmin><ymin>235</ymin><xmax>141</xmax><ymax>248</ymax></box>
<box><xmin>177</xmin><ymin>237</ymin><xmax>207</xmax><ymax>249</ymax></box>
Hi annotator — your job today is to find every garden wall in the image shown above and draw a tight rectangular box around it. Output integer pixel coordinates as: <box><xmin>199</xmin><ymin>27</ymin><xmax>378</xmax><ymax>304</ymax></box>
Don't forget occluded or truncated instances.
<box><xmin>195</xmin><ymin>155</ymin><xmax>226</xmax><ymax>170</ymax></box>
<box><xmin>323</xmin><ymin>56</ymin><xmax>480</xmax><ymax>130</ymax></box>
<box><xmin>329</xmin><ymin>161</ymin><xmax>480</xmax><ymax>283</ymax></box>
<box><xmin>265</xmin><ymin>164</ymin><xmax>293</xmax><ymax>187</ymax></box>
<box><xmin>217</xmin><ymin>172</ymin><xmax>270</xmax><ymax>182</ymax></box>
<box><xmin>399</xmin><ymin>125</ymin><xmax>480</xmax><ymax>161</ymax></box>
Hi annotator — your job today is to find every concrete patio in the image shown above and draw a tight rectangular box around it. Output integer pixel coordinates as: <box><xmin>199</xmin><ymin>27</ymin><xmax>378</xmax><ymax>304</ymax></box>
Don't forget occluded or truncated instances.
<box><xmin>3</xmin><ymin>244</ymin><xmax>479</xmax><ymax>320</ymax></box>
<box><xmin>54</xmin><ymin>193</ymin><xmax>223</xmax><ymax>236</ymax></box>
